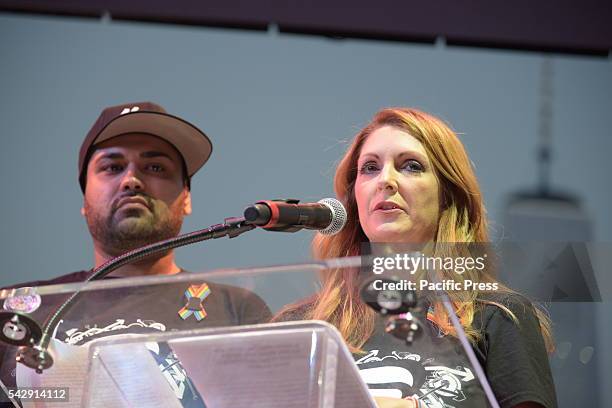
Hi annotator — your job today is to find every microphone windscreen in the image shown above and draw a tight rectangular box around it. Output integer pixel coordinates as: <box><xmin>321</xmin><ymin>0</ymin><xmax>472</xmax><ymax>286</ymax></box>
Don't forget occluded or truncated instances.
<box><xmin>318</xmin><ymin>198</ymin><xmax>347</xmax><ymax>235</ymax></box>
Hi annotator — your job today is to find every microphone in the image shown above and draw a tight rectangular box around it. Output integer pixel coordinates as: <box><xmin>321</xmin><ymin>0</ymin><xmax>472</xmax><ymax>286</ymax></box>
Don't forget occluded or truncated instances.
<box><xmin>243</xmin><ymin>198</ymin><xmax>347</xmax><ymax>235</ymax></box>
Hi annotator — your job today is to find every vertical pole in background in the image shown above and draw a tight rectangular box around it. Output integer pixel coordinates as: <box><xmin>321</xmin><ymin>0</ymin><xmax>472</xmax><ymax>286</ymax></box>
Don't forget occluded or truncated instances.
<box><xmin>501</xmin><ymin>58</ymin><xmax>600</xmax><ymax>406</ymax></box>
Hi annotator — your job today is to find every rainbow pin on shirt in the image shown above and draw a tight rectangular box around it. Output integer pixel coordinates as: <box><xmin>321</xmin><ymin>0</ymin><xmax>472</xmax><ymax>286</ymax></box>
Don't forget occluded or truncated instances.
<box><xmin>178</xmin><ymin>283</ymin><xmax>211</xmax><ymax>321</ymax></box>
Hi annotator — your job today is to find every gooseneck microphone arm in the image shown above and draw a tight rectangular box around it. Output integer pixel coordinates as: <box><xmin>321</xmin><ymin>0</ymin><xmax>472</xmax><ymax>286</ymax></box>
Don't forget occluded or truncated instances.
<box><xmin>17</xmin><ymin>216</ymin><xmax>255</xmax><ymax>373</ymax></box>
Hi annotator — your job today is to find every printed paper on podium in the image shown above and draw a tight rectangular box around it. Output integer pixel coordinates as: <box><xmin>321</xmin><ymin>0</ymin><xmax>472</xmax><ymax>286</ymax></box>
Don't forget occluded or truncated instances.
<box><xmin>169</xmin><ymin>321</ymin><xmax>376</xmax><ymax>408</ymax></box>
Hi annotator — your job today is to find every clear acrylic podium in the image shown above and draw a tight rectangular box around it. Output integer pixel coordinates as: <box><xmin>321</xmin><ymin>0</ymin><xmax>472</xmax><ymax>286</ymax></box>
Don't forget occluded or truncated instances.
<box><xmin>82</xmin><ymin>321</ymin><xmax>374</xmax><ymax>408</ymax></box>
<box><xmin>1</xmin><ymin>257</ymin><xmax>496</xmax><ymax>407</ymax></box>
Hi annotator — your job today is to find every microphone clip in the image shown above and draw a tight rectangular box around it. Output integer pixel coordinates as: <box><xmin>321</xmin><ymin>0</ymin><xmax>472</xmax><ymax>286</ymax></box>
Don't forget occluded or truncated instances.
<box><xmin>244</xmin><ymin>199</ymin><xmax>305</xmax><ymax>233</ymax></box>
<box><xmin>261</xmin><ymin>199</ymin><xmax>305</xmax><ymax>232</ymax></box>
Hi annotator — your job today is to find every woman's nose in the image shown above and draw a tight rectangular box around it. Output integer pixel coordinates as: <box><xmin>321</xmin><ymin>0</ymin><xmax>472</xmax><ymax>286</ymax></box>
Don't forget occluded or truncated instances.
<box><xmin>376</xmin><ymin>165</ymin><xmax>398</xmax><ymax>193</ymax></box>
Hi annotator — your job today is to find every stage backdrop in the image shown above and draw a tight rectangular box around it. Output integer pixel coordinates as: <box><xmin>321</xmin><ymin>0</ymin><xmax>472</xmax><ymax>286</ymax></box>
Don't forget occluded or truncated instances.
<box><xmin>1</xmin><ymin>12</ymin><xmax>611</xmax><ymax>405</ymax></box>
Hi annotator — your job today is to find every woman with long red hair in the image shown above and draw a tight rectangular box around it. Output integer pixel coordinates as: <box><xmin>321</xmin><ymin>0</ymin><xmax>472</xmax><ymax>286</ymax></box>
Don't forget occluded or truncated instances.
<box><xmin>277</xmin><ymin>108</ymin><xmax>556</xmax><ymax>408</ymax></box>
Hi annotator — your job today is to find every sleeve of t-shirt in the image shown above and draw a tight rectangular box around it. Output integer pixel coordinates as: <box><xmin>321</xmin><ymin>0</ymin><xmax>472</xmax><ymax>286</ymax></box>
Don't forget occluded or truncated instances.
<box><xmin>235</xmin><ymin>288</ymin><xmax>273</xmax><ymax>325</ymax></box>
<box><xmin>479</xmin><ymin>296</ymin><xmax>558</xmax><ymax>408</ymax></box>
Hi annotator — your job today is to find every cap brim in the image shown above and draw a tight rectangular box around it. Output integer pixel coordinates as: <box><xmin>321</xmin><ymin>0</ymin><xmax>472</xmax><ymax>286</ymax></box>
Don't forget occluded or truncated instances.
<box><xmin>94</xmin><ymin>111</ymin><xmax>212</xmax><ymax>177</ymax></box>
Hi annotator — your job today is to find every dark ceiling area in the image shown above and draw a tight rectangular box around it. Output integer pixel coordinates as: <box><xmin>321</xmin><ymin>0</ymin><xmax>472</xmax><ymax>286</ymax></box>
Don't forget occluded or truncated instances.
<box><xmin>1</xmin><ymin>0</ymin><xmax>611</xmax><ymax>56</ymax></box>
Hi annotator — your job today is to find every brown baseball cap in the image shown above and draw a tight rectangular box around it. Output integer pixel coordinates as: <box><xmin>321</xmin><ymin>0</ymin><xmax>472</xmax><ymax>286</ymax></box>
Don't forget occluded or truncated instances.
<box><xmin>78</xmin><ymin>101</ymin><xmax>212</xmax><ymax>192</ymax></box>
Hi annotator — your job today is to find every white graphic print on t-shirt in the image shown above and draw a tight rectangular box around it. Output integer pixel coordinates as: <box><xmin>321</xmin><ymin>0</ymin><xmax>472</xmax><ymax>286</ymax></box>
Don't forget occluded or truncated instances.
<box><xmin>356</xmin><ymin>349</ymin><xmax>476</xmax><ymax>408</ymax></box>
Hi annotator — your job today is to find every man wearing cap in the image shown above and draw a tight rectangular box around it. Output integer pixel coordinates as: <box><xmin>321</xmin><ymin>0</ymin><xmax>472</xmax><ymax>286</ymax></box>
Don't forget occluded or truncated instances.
<box><xmin>0</xmin><ymin>102</ymin><xmax>270</xmax><ymax>407</ymax></box>
<box><xmin>76</xmin><ymin>101</ymin><xmax>213</xmax><ymax>277</ymax></box>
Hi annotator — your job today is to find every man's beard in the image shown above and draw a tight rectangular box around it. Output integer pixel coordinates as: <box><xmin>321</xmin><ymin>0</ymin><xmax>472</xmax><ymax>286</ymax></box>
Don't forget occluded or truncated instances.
<box><xmin>84</xmin><ymin>193</ymin><xmax>184</xmax><ymax>257</ymax></box>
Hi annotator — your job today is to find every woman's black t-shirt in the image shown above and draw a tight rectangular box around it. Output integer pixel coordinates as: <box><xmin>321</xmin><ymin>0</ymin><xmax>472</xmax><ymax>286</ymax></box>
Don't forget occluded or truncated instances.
<box><xmin>356</xmin><ymin>295</ymin><xmax>557</xmax><ymax>408</ymax></box>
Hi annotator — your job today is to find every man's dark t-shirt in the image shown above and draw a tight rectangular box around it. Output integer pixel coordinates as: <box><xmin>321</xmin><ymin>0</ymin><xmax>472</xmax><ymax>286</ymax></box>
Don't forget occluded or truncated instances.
<box><xmin>0</xmin><ymin>270</ymin><xmax>272</xmax><ymax>407</ymax></box>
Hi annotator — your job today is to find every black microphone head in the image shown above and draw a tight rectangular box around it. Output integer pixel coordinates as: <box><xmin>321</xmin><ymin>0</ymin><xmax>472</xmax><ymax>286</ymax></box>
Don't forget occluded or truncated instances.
<box><xmin>317</xmin><ymin>198</ymin><xmax>347</xmax><ymax>235</ymax></box>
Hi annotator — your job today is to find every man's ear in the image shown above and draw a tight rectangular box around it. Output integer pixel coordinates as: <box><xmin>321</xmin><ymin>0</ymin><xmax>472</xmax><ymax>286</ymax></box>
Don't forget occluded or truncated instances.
<box><xmin>183</xmin><ymin>190</ymin><xmax>192</xmax><ymax>216</ymax></box>
<box><xmin>80</xmin><ymin>201</ymin><xmax>87</xmax><ymax>217</ymax></box>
